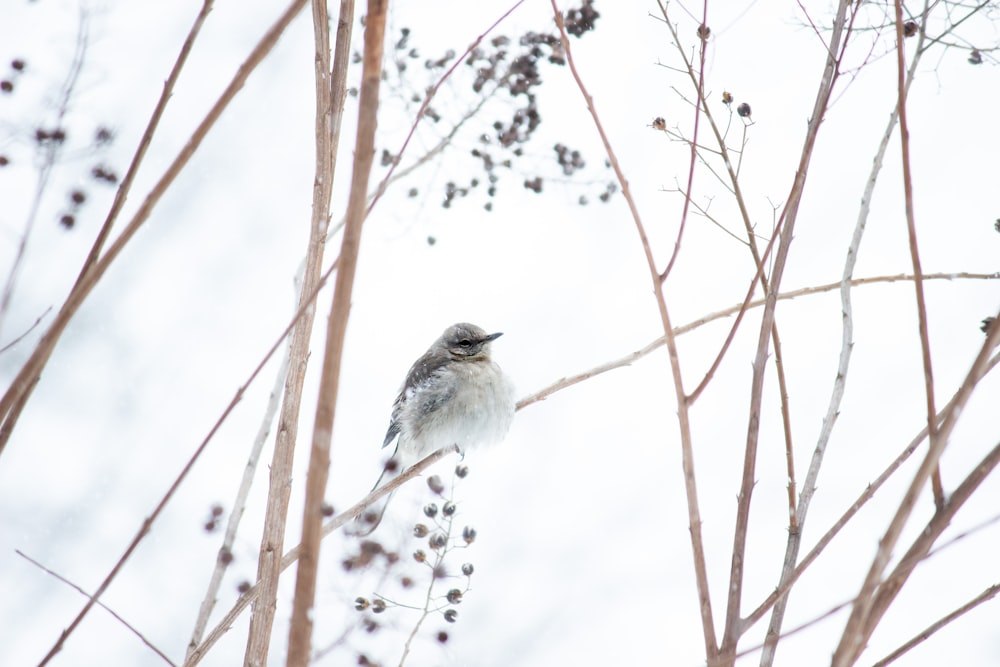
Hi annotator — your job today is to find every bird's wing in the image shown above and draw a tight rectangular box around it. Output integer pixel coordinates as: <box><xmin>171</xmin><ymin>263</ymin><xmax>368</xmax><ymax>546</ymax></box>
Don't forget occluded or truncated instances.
<box><xmin>381</xmin><ymin>349</ymin><xmax>453</xmax><ymax>449</ymax></box>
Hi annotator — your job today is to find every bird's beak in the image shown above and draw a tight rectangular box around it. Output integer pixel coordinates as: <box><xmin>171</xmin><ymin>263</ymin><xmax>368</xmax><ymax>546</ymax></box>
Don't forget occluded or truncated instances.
<box><xmin>483</xmin><ymin>332</ymin><xmax>503</xmax><ymax>342</ymax></box>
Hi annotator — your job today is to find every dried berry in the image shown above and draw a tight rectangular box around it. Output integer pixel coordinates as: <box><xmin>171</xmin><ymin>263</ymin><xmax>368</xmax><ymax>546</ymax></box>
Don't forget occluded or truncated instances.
<box><xmin>427</xmin><ymin>475</ymin><xmax>445</xmax><ymax>494</ymax></box>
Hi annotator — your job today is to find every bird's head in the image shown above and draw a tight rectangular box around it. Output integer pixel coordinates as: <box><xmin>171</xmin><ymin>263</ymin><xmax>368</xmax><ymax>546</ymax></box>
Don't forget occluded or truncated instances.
<box><xmin>439</xmin><ymin>322</ymin><xmax>503</xmax><ymax>360</ymax></box>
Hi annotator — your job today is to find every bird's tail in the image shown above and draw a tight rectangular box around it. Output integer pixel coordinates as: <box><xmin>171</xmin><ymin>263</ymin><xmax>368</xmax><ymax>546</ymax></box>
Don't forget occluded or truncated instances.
<box><xmin>352</xmin><ymin>460</ymin><xmax>399</xmax><ymax>536</ymax></box>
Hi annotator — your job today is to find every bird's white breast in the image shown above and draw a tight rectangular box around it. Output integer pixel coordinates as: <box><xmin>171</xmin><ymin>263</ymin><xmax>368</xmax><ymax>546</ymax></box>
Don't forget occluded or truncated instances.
<box><xmin>400</xmin><ymin>359</ymin><xmax>515</xmax><ymax>462</ymax></box>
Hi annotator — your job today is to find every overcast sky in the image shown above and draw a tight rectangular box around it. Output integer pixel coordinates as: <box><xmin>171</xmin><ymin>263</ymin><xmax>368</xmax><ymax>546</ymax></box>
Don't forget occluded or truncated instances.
<box><xmin>1</xmin><ymin>1</ymin><xmax>999</xmax><ymax>666</ymax></box>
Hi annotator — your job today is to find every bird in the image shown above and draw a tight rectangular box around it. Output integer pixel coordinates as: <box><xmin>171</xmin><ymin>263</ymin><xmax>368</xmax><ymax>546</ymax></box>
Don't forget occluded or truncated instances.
<box><xmin>354</xmin><ymin>322</ymin><xmax>515</xmax><ymax>535</ymax></box>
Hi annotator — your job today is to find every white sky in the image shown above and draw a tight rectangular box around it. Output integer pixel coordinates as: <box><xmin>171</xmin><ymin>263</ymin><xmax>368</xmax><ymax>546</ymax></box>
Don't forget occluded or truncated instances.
<box><xmin>1</xmin><ymin>1</ymin><xmax>999</xmax><ymax>666</ymax></box>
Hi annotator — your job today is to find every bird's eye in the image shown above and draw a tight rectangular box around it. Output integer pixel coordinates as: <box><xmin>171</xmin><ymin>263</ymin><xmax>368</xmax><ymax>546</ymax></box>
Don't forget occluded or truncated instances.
<box><xmin>458</xmin><ymin>339</ymin><xmax>472</xmax><ymax>348</ymax></box>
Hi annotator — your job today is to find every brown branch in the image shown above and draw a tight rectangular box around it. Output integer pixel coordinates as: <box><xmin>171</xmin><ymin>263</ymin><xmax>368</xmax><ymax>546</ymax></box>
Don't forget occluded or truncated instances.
<box><xmin>16</xmin><ymin>550</ymin><xmax>176</xmax><ymax>667</ymax></box>
<box><xmin>760</xmin><ymin>6</ymin><xmax>932</xmax><ymax>660</ymax></box>
<box><xmin>552</xmin><ymin>0</ymin><xmax>718</xmax><ymax>657</ymax></box>
<box><xmin>0</xmin><ymin>306</ymin><xmax>51</xmax><ymax>355</ymax></box>
<box><xmin>0</xmin><ymin>0</ymin><xmax>310</xmax><ymax>456</ymax></box>
<box><xmin>871</xmin><ymin>582</ymin><xmax>1000</xmax><ymax>666</ymax></box>
<box><xmin>657</xmin><ymin>7</ymin><xmax>782</xmax><ymax>415</ymax></box>
<box><xmin>657</xmin><ymin>8</ymin><xmax>801</xmax><ymax>578</ymax></box>
<box><xmin>832</xmin><ymin>306</ymin><xmax>1000</xmax><ymax>666</ymax></box>
<box><xmin>185</xmin><ymin>351</ymin><xmax>290</xmax><ymax>658</ymax></box>
<box><xmin>743</xmin><ymin>352</ymin><xmax>1000</xmax><ymax>633</ymax></box>
<box><xmin>515</xmin><ymin>272</ymin><xmax>998</xmax><ymax>412</ymax></box>
<box><xmin>184</xmin><ymin>445</ymin><xmax>458</xmax><ymax>667</ymax></box>
<box><xmin>657</xmin><ymin>0</ymin><xmax>707</xmax><ymax>283</ymax></box>
<box><xmin>285</xmin><ymin>0</ymin><xmax>382</xmax><ymax>664</ymax></box>
<box><xmin>712</xmin><ymin>597</ymin><xmax>855</xmax><ymax>666</ymax></box>
<box><xmin>365</xmin><ymin>0</ymin><xmax>527</xmax><ymax>216</ymax></box>
<box><xmin>0</xmin><ymin>10</ymin><xmax>89</xmax><ymax>344</ymax></box>
<box><xmin>31</xmin><ymin>3</ymin><xmax>313</xmax><ymax>664</ymax></box>
<box><xmin>892</xmin><ymin>0</ymin><xmax>945</xmax><ymax>514</ymax></box>
<box><xmin>242</xmin><ymin>0</ymin><xmax>347</xmax><ymax>664</ymax></box>
<box><xmin>72</xmin><ymin>0</ymin><xmax>214</xmax><ymax>288</ymax></box>
<box><xmin>719</xmin><ymin>2</ymin><xmax>855</xmax><ymax>659</ymax></box>
<box><xmin>31</xmin><ymin>252</ymin><xmax>340</xmax><ymax>667</ymax></box>
<box><xmin>851</xmin><ymin>437</ymin><xmax>1000</xmax><ymax>660</ymax></box>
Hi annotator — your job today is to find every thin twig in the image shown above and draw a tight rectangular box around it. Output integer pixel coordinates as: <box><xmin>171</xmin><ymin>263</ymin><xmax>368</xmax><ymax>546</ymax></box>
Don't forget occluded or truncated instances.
<box><xmin>398</xmin><ymin>491</ymin><xmax>462</xmax><ymax>666</ymax></box>
<box><xmin>552</xmin><ymin>0</ymin><xmax>719</xmax><ymax>656</ymax></box>
<box><xmin>515</xmin><ymin>272</ymin><xmax>998</xmax><ymax>411</ymax></box>
<box><xmin>285</xmin><ymin>0</ymin><xmax>380</xmax><ymax>664</ymax></box>
<box><xmin>760</xmin><ymin>4</ymin><xmax>932</xmax><ymax>662</ymax></box>
<box><xmin>0</xmin><ymin>306</ymin><xmax>52</xmax><ymax>355</ymax></box>
<box><xmin>743</xmin><ymin>353</ymin><xmax>1000</xmax><ymax>633</ymax></box>
<box><xmin>0</xmin><ymin>10</ymin><xmax>88</xmax><ymax>344</ymax></box>
<box><xmin>16</xmin><ymin>550</ymin><xmax>176</xmax><ymax>666</ymax></box>
<box><xmin>833</xmin><ymin>305</ymin><xmax>1000</xmax><ymax>666</ymax></box>
<box><xmin>30</xmin><ymin>3</ymin><xmax>313</xmax><ymax>664</ymax></box>
<box><xmin>72</xmin><ymin>0</ymin><xmax>214</xmax><ymax>289</ymax></box>
<box><xmin>711</xmin><ymin>597</ymin><xmax>855</xmax><ymax>667</ymax></box>
<box><xmin>729</xmin><ymin>511</ymin><xmax>1000</xmax><ymax>667</ymax></box>
<box><xmin>242</xmin><ymin>0</ymin><xmax>345</xmax><ymax>661</ymax></box>
<box><xmin>0</xmin><ymin>0</ymin><xmax>311</xmax><ymax>456</ymax></box>
<box><xmin>657</xmin><ymin>0</ymin><xmax>707</xmax><ymax>283</ymax></box>
<box><xmin>186</xmin><ymin>349</ymin><xmax>290</xmax><ymax>658</ymax></box>
<box><xmin>365</xmin><ymin>0</ymin><xmax>527</xmax><ymax>215</ymax></box>
<box><xmin>656</xmin><ymin>8</ymin><xmax>799</xmax><ymax>548</ymax></box>
<box><xmin>871</xmin><ymin>582</ymin><xmax>1000</xmax><ymax>666</ymax></box>
<box><xmin>184</xmin><ymin>445</ymin><xmax>458</xmax><ymax>667</ymax></box>
<box><xmin>719</xmin><ymin>1</ymin><xmax>855</xmax><ymax>659</ymax></box>
<box><xmin>891</xmin><ymin>0</ymin><xmax>946</xmax><ymax>514</ymax></box>
<box><xmin>850</xmin><ymin>436</ymin><xmax>1000</xmax><ymax>662</ymax></box>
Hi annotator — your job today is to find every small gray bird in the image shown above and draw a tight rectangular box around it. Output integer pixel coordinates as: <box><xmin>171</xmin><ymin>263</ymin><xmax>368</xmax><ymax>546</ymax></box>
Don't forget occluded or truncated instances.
<box><xmin>356</xmin><ymin>323</ymin><xmax>515</xmax><ymax>535</ymax></box>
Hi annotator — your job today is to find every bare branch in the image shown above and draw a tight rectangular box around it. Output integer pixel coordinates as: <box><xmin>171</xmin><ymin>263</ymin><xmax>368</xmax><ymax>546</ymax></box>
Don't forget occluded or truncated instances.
<box><xmin>185</xmin><ymin>350</ymin><xmax>290</xmax><ymax>658</ymax></box>
<box><xmin>0</xmin><ymin>306</ymin><xmax>51</xmax><ymax>356</ymax></box>
<box><xmin>0</xmin><ymin>10</ymin><xmax>89</xmax><ymax>343</ymax></box>
<box><xmin>553</xmin><ymin>0</ymin><xmax>718</xmax><ymax>656</ymax></box>
<box><xmin>285</xmin><ymin>0</ymin><xmax>380</xmax><ymax>663</ymax></box>
<box><xmin>744</xmin><ymin>353</ymin><xmax>1000</xmax><ymax>632</ymax></box>
<box><xmin>16</xmin><ymin>550</ymin><xmax>177</xmax><ymax>666</ymax></box>
<box><xmin>1</xmin><ymin>0</ymin><xmax>311</xmax><ymax>456</ymax></box>
<box><xmin>30</xmin><ymin>3</ymin><xmax>315</xmax><ymax>663</ymax></box>
<box><xmin>365</xmin><ymin>0</ymin><xmax>528</xmax><ymax>216</ymax></box>
<box><xmin>833</xmin><ymin>305</ymin><xmax>1000</xmax><ymax>665</ymax></box>
<box><xmin>720</xmin><ymin>2</ymin><xmax>855</xmax><ymax>658</ymax></box>
<box><xmin>184</xmin><ymin>445</ymin><xmax>458</xmax><ymax>667</ymax></box>
<box><xmin>761</xmin><ymin>4</ymin><xmax>935</xmax><ymax>660</ymax></box>
<box><xmin>516</xmin><ymin>272</ymin><xmax>998</xmax><ymax>412</ymax></box>
<box><xmin>871</xmin><ymin>582</ymin><xmax>1000</xmax><ymax>666</ymax></box>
